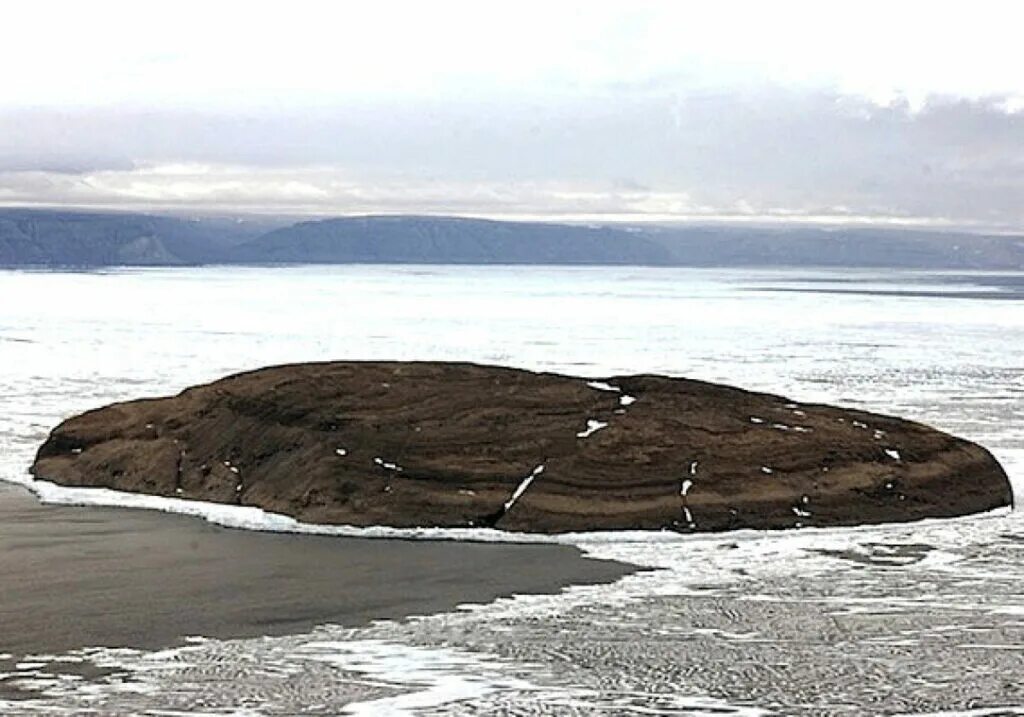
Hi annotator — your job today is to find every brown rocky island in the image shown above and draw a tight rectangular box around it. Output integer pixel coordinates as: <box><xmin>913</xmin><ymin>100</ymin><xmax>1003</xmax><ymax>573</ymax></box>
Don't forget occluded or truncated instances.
<box><xmin>31</xmin><ymin>361</ymin><xmax>1012</xmax><ymax>533</ymax></box>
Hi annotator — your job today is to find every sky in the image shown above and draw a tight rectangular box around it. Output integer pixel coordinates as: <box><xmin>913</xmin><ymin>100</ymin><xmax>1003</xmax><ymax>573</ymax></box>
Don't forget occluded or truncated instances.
<box><xmin>2</xmin><ymin>0</ymin><xmax>1024</xmax><ymax>229</ymax></box>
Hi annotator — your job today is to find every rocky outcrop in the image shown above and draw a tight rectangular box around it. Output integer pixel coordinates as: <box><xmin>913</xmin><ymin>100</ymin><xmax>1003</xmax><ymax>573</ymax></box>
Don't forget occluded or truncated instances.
<box><xmin>31</xmin><ymin>362</ymin><xmax>1013</xmax><ymax>533</ymax></box>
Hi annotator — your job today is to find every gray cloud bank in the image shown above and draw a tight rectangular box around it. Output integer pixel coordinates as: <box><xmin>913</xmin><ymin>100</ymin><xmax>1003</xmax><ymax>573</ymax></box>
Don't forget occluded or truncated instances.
<box><xmin>2</xmin><ymin>89</ymin><xmax>1023</xmax><ymax>229</ymax></box>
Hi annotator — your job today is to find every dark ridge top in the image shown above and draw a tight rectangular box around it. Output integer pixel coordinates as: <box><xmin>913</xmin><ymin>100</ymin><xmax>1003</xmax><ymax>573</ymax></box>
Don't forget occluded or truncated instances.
<box><xmin>31</xmin><ymin>361</ymin><xmax>1012</xmax><ymax>534</ymax></box>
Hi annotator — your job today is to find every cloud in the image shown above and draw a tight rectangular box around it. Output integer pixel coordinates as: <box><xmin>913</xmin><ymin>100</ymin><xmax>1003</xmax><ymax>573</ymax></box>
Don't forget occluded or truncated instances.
<box><xmin>2</xmin><ymin>3</ymin><xmax>1024</xmax><ymax>226</ymax></box>
<box><xmin>5</xmin><ymin>2</ymin><xmax>1024</xmax><ymax>109</ymax></box>
<box><xmin>1</xmin><ymin>90</ymin><xmax>1023</xmax><ymax>228</ymax></box>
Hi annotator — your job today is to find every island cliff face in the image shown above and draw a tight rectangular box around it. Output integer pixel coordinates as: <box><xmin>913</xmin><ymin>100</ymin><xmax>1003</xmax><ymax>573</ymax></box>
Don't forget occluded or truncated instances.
<box><xmin>30</xmin><ymin>362</ymin><xmax>1012</xmax><ymax>533</ymax></box>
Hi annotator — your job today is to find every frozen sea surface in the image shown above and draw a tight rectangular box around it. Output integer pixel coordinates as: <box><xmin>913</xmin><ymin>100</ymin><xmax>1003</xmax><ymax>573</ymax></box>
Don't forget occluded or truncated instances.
<box><xmin>1</xmin><ymin>265</ymin><xmax>1022</xmax><ymax>715</ymax></box>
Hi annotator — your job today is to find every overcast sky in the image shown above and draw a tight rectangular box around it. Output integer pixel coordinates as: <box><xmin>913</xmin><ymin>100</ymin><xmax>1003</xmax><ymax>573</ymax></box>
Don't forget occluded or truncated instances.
<box><xmin>2</xmin><ymin>0</ymin><xmax>1024</xmax><ymax>228</ymax></box>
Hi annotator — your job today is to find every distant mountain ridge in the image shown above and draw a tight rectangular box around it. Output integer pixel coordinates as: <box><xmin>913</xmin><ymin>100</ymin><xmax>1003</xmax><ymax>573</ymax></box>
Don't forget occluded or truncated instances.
<box><xmin>233</xmin><ymin>215</ymin><xmax>674</xmax><ymax>266</ymax></box>
<box><xmin>2</xmin><ymin>208</ymin><xmax>1023</xmax><ymax>270</ymax></box>
<box><xmin>646</xmin><ymin>225</ymin><xmax>1024</xmax><ymax>270</ymax></box>
<box><xmin>0</xmin><ymin>209</ymin><xmax>274</xmax><ymax>266</ymax></box>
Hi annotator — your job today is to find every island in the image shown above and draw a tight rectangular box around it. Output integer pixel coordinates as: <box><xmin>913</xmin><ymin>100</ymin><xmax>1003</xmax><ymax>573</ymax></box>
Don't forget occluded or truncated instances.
<box><xmin>30</xmin><ymin>361</ymin><xmax>1013</xmax><ymax>533</ymax></box>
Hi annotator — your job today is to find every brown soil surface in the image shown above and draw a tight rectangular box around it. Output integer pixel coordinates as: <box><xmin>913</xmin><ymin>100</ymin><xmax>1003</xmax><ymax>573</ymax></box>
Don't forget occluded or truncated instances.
<box><xmin>31</xmin><ymin>361</ymin><xmax>1012</xmax><ymax>533</ymax></box>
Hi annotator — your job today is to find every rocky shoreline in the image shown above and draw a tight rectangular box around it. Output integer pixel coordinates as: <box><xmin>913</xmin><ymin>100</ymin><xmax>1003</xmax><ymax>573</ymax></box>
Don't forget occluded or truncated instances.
<box><xmin>31</xmin><ymin>361</ymin><xmax>1013</xmax><ymax>533</ymax></box>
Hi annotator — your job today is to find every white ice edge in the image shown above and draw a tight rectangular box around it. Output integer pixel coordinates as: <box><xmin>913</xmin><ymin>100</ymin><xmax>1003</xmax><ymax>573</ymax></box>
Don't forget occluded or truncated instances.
<box><xmin>5</xmin><ymin>467</ymin><xmax>1017</xmax><ymax>551</ymax></box>
<box><xmin>585</xmin><ymin>380</ymin><xmax>620</xmax><ymax>393</ymax></box>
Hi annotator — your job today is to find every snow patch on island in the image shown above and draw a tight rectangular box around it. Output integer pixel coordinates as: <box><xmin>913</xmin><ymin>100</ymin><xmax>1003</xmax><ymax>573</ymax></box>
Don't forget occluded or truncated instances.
<box><xmin>576</xmin><ymin>420</ymin><xmax>608</xmax><ymax>439</ymax></box>
<box><xmin>503</xmin><ymin>464</ymin><xmax>546</xmax><ymax>512</ymax></box>
<box><xmin>374</xmin><ymin>457</ymin><xmax>404</xmax><ymax>472</ymax></box>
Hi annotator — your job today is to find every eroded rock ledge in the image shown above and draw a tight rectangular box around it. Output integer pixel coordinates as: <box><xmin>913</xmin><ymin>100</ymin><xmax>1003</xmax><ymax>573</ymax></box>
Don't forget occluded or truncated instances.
<box><xmin>31</xmin><ymin>361</ymin><xmax>1012</xmax><ymax>533</ymax></box>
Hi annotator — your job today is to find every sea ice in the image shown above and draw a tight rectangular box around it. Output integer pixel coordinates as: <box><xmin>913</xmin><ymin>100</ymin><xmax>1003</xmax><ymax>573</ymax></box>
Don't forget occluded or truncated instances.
<box><xmin>15</xmin><ymin>662</ymin><xmax>47</xmax><ymax>671</ymax></box>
